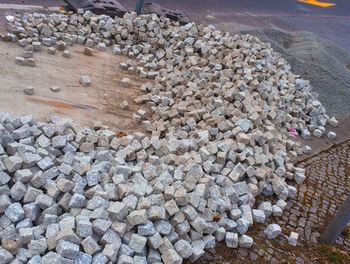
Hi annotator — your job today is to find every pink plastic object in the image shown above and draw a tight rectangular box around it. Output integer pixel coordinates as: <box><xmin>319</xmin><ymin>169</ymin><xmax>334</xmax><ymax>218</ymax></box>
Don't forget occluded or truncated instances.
<box><xmin>288</xmin><ymin>128</ymin><xmax>299</xmax><ymax>138</ymax></box>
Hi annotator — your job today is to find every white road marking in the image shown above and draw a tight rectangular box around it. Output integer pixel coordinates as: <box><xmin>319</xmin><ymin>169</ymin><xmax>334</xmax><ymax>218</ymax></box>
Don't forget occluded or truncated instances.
<box><xmin>0</xmin><ymin>4</ymin><xmax>44</xmax><ymax>10</ymax></box>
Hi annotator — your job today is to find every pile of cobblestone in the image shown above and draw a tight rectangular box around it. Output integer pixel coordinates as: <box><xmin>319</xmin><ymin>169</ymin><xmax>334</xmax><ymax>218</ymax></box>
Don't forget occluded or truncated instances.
<box><xmin>0</xmin><ymin>10</ymin><xmax>339</xmax><ymax>264</ymax></box>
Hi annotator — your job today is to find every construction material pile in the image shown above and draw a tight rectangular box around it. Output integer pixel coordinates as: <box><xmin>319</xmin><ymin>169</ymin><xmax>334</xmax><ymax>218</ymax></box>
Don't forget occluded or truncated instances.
<box><xmin>0</xmin><ymin>10</ymin><xmax>338</xmax><ymax>264</ymax></box>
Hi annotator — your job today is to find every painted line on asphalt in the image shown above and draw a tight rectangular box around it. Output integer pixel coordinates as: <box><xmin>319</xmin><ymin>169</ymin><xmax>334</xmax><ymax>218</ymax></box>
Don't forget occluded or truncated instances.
<box><xmin>298</xmin><ymin>0</ymin><xmax>336</xmax><ymax>8</ymax></box>
<box><xmin>48</xmin><ymin>7</ymin><xmax>62</xmax><ymax>12</ymax></box>
<box><xmin>0</xmin><ymin>4</ymin><xmax>45</xmax><ymax>10</ymax></box>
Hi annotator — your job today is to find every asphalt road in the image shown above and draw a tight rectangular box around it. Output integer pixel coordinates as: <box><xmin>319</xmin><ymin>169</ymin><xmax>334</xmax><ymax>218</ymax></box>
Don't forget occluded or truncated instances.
<box><xmin>122</xmin><ymin>0</ymin><xmax>349</xmax><ymax>16</ymax></box>
<box><xmin>2</xmin><ymin>0</ymin><xmax>349</xmax><ymax>15</ymax></box>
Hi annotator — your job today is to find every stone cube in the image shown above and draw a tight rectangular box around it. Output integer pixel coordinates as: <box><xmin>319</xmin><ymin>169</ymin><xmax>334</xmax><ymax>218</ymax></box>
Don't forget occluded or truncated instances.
<box><xmin>129</xmin><ymin>234</ymin><xmax>147</xmax><ymax>253</ymax></box>
<box><xmin>80</xmin><ymin>75</ymin><xmax>92</xmax><ymax>87</ymax></box>
<box><xmin>127</xmin><ymin>209</ymin><xmax>147</xmax><ymax>226</ymax></box>
<box><xmin>121</xmin><ymin>78</ymin><xmax>131</xmax><ymax>88</ymax></box>
<box><xmin>239</xmin><ymin>235</ymin><xmax>253</xmax><ymax>248</ymax></box>
<box><xmin>264</xmin><ymin>224</ymin><xmax>282</xmax><ymax>239</ymax></box>
<box><xmin>161</xmin><ymin>249</ymin><xmax>183</xmax><ymax>264</ymax></box>
<box><xmin>225</xmin><ymin>232</ymin><xmax>238</xmax><ymax>248</ymax></box>
<box><xmin>288</xmin><ymin>231</ymin><xmax>299</xmax><ymax>246</ymax></box>
<box><xmin>174</xmin><ymin>239</ymin><xmax>192</xmax><ymax>258</ymax></box>
<box><xmin>82</xmin><ymin>236</ymin><xmax>100</xmax><ymax>255</ymax></box>
<box><xmin>4</xmin><ymin>203</ymin><xmax>25</xmax><ymax>223</ymax></box>
<box><xmin>56</xmin><ymin>240</ymin><xmax>79</xmax><ymax>259</ymax></box>
<box><xmin>0</xmin><ymin>248</ymin><xmax>13</xmax><ymax>263</ymax></box>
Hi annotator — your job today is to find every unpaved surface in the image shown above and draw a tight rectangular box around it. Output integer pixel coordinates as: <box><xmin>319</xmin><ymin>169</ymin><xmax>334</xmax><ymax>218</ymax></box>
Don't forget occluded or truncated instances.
<box><xmin>0</xmin><ymin>41</ymin><xmax>147</xmax><ymax>132</ymax></box>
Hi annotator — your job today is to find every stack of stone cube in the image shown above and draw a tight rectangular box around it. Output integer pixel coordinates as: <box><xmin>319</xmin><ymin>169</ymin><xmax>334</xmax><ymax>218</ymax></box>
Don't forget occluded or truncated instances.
<box><xmin>0</xmin><ymin>9</ymin><xmax>339</xmax><ymax>264</ymax></box>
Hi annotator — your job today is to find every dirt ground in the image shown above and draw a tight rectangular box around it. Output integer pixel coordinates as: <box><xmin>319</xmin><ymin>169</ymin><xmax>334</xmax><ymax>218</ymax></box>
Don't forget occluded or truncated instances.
<box><xmin>0</xmin><ymin>40</ymin><xmax>147</xmax><ymax>133</ymax></box>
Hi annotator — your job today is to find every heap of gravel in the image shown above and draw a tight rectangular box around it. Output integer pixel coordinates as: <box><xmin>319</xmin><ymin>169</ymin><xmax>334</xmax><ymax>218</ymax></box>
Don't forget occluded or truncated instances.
<box><xmin>238</xmin><ymin>28</ymin><xmax>350</xmax><ymax>117</ymax></box>
<box><xmin>0</xmin><ymin>10</ymin><xmax>339</xmax><ymax>264</ymax></box>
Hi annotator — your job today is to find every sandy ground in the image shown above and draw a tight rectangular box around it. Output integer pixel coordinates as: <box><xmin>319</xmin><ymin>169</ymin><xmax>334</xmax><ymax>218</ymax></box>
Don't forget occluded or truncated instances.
<box><xmin>0</xmin><ymin>40</ymin><xmax>147</xmax><ymax>133</ymax></box>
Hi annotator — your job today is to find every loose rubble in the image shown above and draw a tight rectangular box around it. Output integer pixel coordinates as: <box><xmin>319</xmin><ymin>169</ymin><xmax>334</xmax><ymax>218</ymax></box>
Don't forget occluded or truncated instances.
<box><xmin>288</xmin><ymin>231</ymin><xmax>299</xmax><ymax>246</ymax></box>
<box><xmin>48</xmin><ymin>47</ymin><xmax>56</xmax><ymax>54</ymax></box>
<box><xmin>120</xmin><ymin>100</ymin><xmax>129</xmax><ymax>110</ymax></box>
<box><xmin>79</xmin><ymin>75</ymin><xmax>92</xmax><ymax>87</ymax></box>
<box><xmin>50</xmin><ymin>86</ymin><xmax>61</xmax><ymax>93</ymax></box>
<box><xmin>0</xmin><ymin>9</ymin><xmax>340</xmax><ymax>264</ymax></box>
<box><xmin>264</xmin><ymin>224</ymin><xmax>282</xmax><ymax>239</ymax></box>
<box><xmin>62</xmin><ymin>50</ymin><xmax>71</xmax><ymax>58</ymax></box>
<box><xmin>121</xmin><ymin>78</ymin><xmax>131</xmax><ymax>88</ymax></box>
<box><xmin>23</xmin><ymin>86</ymin><xmax>34</xmax><ymax>95</ymax></box>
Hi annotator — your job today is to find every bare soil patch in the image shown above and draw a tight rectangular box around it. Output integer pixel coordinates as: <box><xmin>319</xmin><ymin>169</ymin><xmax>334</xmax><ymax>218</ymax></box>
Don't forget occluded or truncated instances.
<box><xmin>0</xmin><ymin>41</ymin><xmax>147</xmax><ymax>133</ymax></box>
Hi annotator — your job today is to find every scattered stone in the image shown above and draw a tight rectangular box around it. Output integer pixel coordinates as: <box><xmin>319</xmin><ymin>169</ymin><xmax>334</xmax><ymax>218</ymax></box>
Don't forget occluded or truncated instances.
<box><xmin>84</xmin><ymin>47</ymin><xmax>93</xmax><ymax>56</ymax></box>
<box><xmin>81</xmin><ymin>236</ymin><xmax>100</xmax><ymax>255</ymax></box>
<box><xmin>313</xmin><ymin>129</ymin><xmax>323</xmax><ymax>138</ymax></box>
<box><xmin>237</xmin><ymin>218</ymin><xmax>250</xmax><ymax>234</ymax></box>
<box><xmin>301</xmin><ymin>129</ymin><xmax>311</xmax><ymax>140</ymax></box>
<box><xmin>63</xmin><ymin>50</ymin><xmax>71</xmax><ymax>58</ymax></box>
<box><xmin>5</xmin><ymin>202</ymin><xmax>25</xmax><ymax>223</ymax></box>
<box><xmin>327</xmin><ymin>131</ymin><xmax>336</xmax><ymax>139</ymax></box>
<box><xmin>239</xmin><ymin>235</ymin><xmax>253</xmax><ymax>248</ymax></box>
<box><xmin>0</xmin><ymin>248</ymin><xmax>13</xmax><ymax>263</ymax></box>
<box><xmin>288</xmin><ymin>231</ymin><xmax>299</xmax><ymax>246</ymax></box>
<box><xmin>0</xmin><ymin>172</ymin><xmax>11</xmax><ymax>185</ymax></box>
<box><xmin>50</xmin><ymin>86</ymin><xmax>61</xmax><ymax>92</ymax></box>
<box><xmin>272</xmin><ymin>205</ymin><xmax>283</xmax><ymax>217</ymax></box>
<box><xmin>121</xmin><ymin>78</ymin><xmax>131</xmax><ymax>88</ymax></box>
<box><xmin>162</xmin><ymin>249</ymin><xmax>183</xmax><ymax>264</ymax></box>
<box><xmin>294</xmin><ymin>168</ymin><xmax>306</xmax><ymax>184</ymax></box>
<box><xmin>23</xmin><ymin>86</ymin><xmax>34</xmax><ymax>95</ymax></box>
<box><xmin>258</xmin><ymin>202</ymin><xmax>273</xmax><ymax>217</ymax></box>
<box><xmin>120</xmin><ymin>100</ymin><xmax>129</xmax><ymax>110</ymax></box>
<box><xmin>127</xmin><ymin>209</ymin><xmax>147</xmax><ymax>226</ymax></box>
<box><xmin>80</xmin><ymin>75</ymin><xmax>92</xmax><ymax>87</ymax></box>
<box><xmin>56</xmin><ymin>240</ymin><xmax>79</xmax><ymax>259</ymax></box>
<box><xmin>48</xmin><ymin>47</ymin><xmax>56</xmax><ymax>54</ymax></box>
<box><xmin>15</xmin><ymin>56</ymin><xmax>25</xmax><ymax>66</ymax></box>
<box><xmin>328</xmin><ymin>116</ymin><xmax>338</xmax><ymax>127</ymax></box>
<box><xmin>97</xmin><ymin>42</ymin><xmax>106</xmax><ymax>51</ymax></box>
<box><xmin>1</xmin><ymin>9</ymin><xmax>341</xmax><ymax>262</ymax></box>
<box><xmin>252</xmin><ymin>209</ymin><xmax>266</xmax><ymax>224</ymax></box>
<box><xmin>276</xmin><ymin>199</ymin><xmax>287</xmax><ymax>211</ymax></box>
<box><xmin>32</xmin><ymin>41</ymin><xmax>41</xmax><ymax>51</ymax></box>
<box><xmin>129</xmin><ymin>234</ymin><xmax>147</xmax><ymax>253</ymax></box>
<box><xmin>174</xmin><ymin>239</ymin><xmax>192</xmax><ymax>258</ymax></box>
<box><xmin>28</xmin><ymin>238</ymin><xmax>47</xmax><ymax>256</ymax></box>
<box><xmin>264</xmin><ymin>224</ymin><xmax>282</xmax><ymax>239</ymax></box>
<box><xmin>225</xmin><ymin>232</ymin><xmax>238</xmax><ymax>248</ymax></box>
<box><xmin>303</xmin><ymin>146</ymin><xmax>312</xmax><ymax>154</ymax></box>
<box><xmin>1</xmin><ymin>240</ymin><xmax>17</xmax><ymax>255</ymax></box>
<box><xmin>25</xmin><ymin>58</ymin><xmax>36</xmax><ymax>67</ymax></box>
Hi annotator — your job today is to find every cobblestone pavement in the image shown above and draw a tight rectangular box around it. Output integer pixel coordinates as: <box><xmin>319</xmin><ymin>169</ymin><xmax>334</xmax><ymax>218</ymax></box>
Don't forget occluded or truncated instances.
<box><xmin>197</xmin><ymin>141</ymin><xmax>350</xmax><ymax>263</ymax></box>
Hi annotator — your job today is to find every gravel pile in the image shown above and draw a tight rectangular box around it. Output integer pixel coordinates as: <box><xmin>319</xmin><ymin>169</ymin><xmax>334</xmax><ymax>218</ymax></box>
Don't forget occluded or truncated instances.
<box><xmin>0</xmin><ymin>10</ymin><xmax>339</xmax><ymax>264</ymax></box>
<box><xmin>237</xmin><ymin>28</ymin><xmax>350</xmax><ymax>117</ymax></box>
